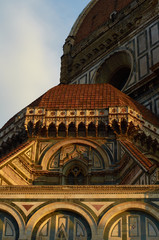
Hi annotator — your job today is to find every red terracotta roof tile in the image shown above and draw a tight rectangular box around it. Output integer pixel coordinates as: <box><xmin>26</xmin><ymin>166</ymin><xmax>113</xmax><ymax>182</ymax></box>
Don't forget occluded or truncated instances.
<box><xmin>0</xmin><ymin>141</ymin><xmax>33</xmax><ymax>164</ymax></box>
<box><xmin>29</xmin><ymin>83</ymin><xmax>159</xmax><ymax>127</ymax></box>
<box><xmin>119</xmin><ymin>139</ymin><xmax>154</xmax><ymax>171</ymax></box>
<box><xmin>1</xmin><ymin>83</ymin><xmax>159</xmax><ymax>130</ymax></box>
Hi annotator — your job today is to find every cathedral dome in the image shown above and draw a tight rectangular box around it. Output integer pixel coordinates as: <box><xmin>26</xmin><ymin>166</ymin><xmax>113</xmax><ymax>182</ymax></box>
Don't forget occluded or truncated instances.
<box><xmin>70</xmin><ymin>0</ymin><xmax>133</xmax><ymax>44</ymax></box>
<box><xmin>29</xmin><ymin>83</ymin><xmax>159</xmax><ymax>127</ymax></box>
<box><xmin>1</xmin><ymin>83</ymin><xmax>159</xmax><ymax>133</ymax></box>
<box><xmin>29</xmin><ymin>83</ymin><xmax>138</xmax><ymax>110</ymax></box>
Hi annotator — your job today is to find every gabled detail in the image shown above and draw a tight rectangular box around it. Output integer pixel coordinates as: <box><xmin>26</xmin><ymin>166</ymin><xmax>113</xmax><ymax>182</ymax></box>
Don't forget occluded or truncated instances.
<box><xmin>24</xmin><ymin>148</ymin><xmax>32</xmax><ymax>159</ymax></box>
<box><xmin>13</xmin><ymin>202</ymin><xmax>44</xmax><ymax>216</ymax></box>
<box><xmin>0</xmin><ymin>141</ymin><xmax>35</xmax><ymax>168</ymax></box>
<box><xmin>119</xmin><ymin>139</ymin><xmax>154</xmax><ymax>171</ymax></box>
<box><xmin>82</xmin><ymin>201</ymin><xmax>114</xmax><ymax>217</ymax></box>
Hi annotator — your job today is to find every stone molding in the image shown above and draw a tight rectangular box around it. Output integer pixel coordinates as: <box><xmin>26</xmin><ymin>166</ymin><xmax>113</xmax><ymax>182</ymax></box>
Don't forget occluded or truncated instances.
<box><xmin>0</xmin><ymin>185</ymin><xmax>158</xmax><ymax>195</ymax></box>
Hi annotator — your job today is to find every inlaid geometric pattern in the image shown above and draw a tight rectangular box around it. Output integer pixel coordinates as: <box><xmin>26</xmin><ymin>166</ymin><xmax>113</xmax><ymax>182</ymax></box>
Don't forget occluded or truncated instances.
<box><xmin>137</xmin><ymin>31</ymin><xmax>148</xmax><ymax>56</ymax></box>
<box><xmin>13</xmin><ymin>202</ymin><xmax>44</xmax><ymax>216</ymax></box>
<box><xmin>39</xmin><ymin>142</ymin><xmax>50</xmax><ymax>155</ymax></box>
<box><xmin>138</xmin><ymin>54</ymin><xmax>149</xmax><ymax>78</ymax></box>
<box><xmin>24</xmin><ymin>148</ymin><xmax>32</xmax><ymax>159</ymax></box>
<box><xmin>150</xmin><ymin>22</ymin><xmax>159</xmax><ymax>47</ymax></box>
<box><xmin>82</xmin><ymin>202</ymin><xmax>114</xmax><ymax>216</ymax></box>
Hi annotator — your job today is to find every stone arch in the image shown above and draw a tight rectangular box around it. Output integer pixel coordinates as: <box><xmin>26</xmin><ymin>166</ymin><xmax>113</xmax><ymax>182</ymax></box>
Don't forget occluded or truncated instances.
<box><xmin>48</xmin><ymin>123</ymin><xmax>56</xmax><ymax>137</ymax></box>
<box><xmin>34</xmin><ymin>121</ymin><xmax>41</xmax><ymax>136</ymax></box>
<box><xmin>68</xmin><ymin>122</ymin><xmax>76</xmax><ymax>137</ymax></box>
<box><xmin>58</xmin><ymin>123</ymin><xmax>66</xmax><ymax>137</ymax></box>
<box><xmin>40</xmin><ymin>138</ymin><xmax>110</xmax><ymax>170</ymax></box>
<box><xmin>78</xmin><ymin>122</ymin><xmax>86</xmax><ymax>137</ymax></box>
<box><xmin>98</xmin><ymin>201</ymin><xmax>159</xmax><ymax>239</ymax></box>
<box><xmin>98</xmin><ymin>121</ymin><xmax>106</xmax><ymax>137</ymax></box>
<box><xmin>40</xmin><ymin>125</ymin><xmax>47</xmax><ymax>137</ymax></box>
<box><xmin>0</xmin><ymin>203</ymin><xmax>25</xmax><ymax>239</ymax></box>
<box><xmin>26</xmin><ymin>202</ymin><xmax>97</xmax><ymax>240</ymax></box>
<box><xmin>88</xmin><ymin>122</ymin><xmax>96</xmax><ymax>137</ymax></box>
<box><xmin>27</xmin><ymin>121</ymin><xmax>33</xmax><ymax>136</ymax></box>
<box><xmin>63</xmin><ymin>159</ymin><xmax>88</xmax><ymax>185</ymax></box>
<box><xmin>94</xmin><ymin>50</ymin><xmax>133</xmax><ymax>91</ymax></box>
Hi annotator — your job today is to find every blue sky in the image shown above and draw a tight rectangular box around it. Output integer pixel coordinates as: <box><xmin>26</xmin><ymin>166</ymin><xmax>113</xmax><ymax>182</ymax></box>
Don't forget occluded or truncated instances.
<box><xmin>0</xmin><ymin>0</ymin><xmax>90</xmax><ymax>128</ymax></box>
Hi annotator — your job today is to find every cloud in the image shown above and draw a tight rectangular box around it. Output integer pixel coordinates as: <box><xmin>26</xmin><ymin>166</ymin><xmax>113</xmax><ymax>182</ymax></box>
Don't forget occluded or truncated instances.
<box><xmin>0</xmin><ymin>0</ymin><xmax>61</xmax><ymax>127</ymax></box>
<box><xmin>0</xmin><ymin>0</ymin><xmax>91</xmax><ymax>128</ymax></box>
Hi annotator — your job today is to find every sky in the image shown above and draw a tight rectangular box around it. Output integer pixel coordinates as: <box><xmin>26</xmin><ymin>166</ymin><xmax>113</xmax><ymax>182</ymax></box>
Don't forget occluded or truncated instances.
<box><xmin>0</xmin><ymin>0</ymin><xmax>91</xmax><ymax>128</ymax></box>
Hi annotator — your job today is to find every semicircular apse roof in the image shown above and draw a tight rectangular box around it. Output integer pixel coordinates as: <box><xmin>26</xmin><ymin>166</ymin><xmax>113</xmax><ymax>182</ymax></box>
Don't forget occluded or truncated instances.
<box><xmin>1</xmin><ymin>83</ymin><xmax>159</xmax><ymax>131</ymax></box>
<box><xmin>28</xmin><ymin>83</ymin><xmax>159</xmax><ymax>127</ymax></box>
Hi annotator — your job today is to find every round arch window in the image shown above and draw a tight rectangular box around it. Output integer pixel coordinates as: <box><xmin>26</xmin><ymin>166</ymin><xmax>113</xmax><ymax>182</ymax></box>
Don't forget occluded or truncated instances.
<box><xmin>95</xmin><ymin>51</ymin><xmax>133</xmax><ymax>90</ymax></box>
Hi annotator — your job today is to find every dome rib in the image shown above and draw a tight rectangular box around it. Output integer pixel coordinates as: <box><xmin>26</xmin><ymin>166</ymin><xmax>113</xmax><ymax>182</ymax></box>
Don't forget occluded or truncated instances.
<box><xmin>73</xmin><ymin>0</ymin><xmax>133</xmax><ymax>44</ymax></box>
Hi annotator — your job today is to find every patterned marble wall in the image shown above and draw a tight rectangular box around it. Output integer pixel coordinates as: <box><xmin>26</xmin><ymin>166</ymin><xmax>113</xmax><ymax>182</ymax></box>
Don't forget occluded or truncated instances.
<box><xmin>70</xmin><ymin>19</ymin><xmax>159</xmax><ymax>115</ymax></box>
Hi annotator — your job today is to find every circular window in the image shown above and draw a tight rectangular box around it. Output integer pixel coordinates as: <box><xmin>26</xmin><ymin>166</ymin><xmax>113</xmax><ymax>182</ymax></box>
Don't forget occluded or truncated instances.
<box><xmin>95</xmin><ymin>51</ymin><xmax>133</xmax><ymax>90</ymax></box>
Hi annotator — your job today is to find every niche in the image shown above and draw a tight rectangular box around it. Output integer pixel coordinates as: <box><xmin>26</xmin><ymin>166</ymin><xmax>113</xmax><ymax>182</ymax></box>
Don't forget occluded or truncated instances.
<box><xmin>95</xmin><ymin>51</ymin><xmax>132</xmax><ymax>90</ymax></box>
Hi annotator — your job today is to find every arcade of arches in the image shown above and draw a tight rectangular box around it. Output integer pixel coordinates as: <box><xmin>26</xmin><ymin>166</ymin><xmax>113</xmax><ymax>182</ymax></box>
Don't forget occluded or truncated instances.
<box><xmin>0</xmin><ymin>0</ymin><xmax>159</xmax><ymax>239</ymax></box>
<box><xmin>0</xmin><ymin>188</ymin><xmax>159</xmax><ymax>240</ymax></box>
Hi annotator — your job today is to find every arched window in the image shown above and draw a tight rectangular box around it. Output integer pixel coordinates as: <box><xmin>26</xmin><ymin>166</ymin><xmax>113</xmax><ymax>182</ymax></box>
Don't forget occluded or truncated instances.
<box><xmin>40</xmin><ymin>126</ymin><xmax>47</xmax><ymax>137</ymax></box>
<box><xmin>66</xmin><ymin>166</ymin><xmax>86</xmax><ymax>185</ymax></box>
<box><xmin>98</xmin><ymin>122</ymin><xmax>106</xmax><ymax>137</ymax></box>
<box><xmin>34</xmin><ymin>121</ymin><xmax>41</xmax><ymax>136</ymax></box>
<box><xmin>58</xmin><ymin>123</ymin><xmax>66</xmax><ymax>137</ymax></box>
<box><xmin>121</xmin><ymin>118</ymin><xmax>128</xmax><ymax>134</ymax></box>
<box><xmin>88</xmin><ymin>122</ymin><xmax>96</xmax><ymax>137</ymax></box>
<box><xmin>68</xmin><ymin>123</ymin><xmax>76</xmax><ymax>137</ymax></box>
<box><xmin>27</xmin><ymin>121</ymin><xmax>33</xmax><ymax>136</ymax></box>
<box><xmin>78</xmin><ymin>123</ymin><xmax>86</xmax><ymax>137</ymax></box>
<box><xmin>48</xmin><ymin>123</ymin><xmax>56</xmax><ymax>137</ymax></box>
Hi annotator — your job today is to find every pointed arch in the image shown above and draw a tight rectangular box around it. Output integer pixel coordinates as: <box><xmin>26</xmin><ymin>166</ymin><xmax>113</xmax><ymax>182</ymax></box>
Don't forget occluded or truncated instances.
<box><xmin>34</xmin><ymin>121</ymin><xmax>41</xmax><ymax>136</ymax></box>
<box><xmin>58</xmin><ymin>123</ymin><xmax>66</xmax><ymax>137</ymax></box>
<box><xmin>27</xmin><ymin>121</ymin><xmax>33</xmax><ymax>136</ymax></box>
<box><xmin>40</xmin><ymin>126</ymin><xmax>47</xmax><ymax>137</ymax></box>
<box><xmin>121</xmin><ymin>118</ymin><xmax>128</xmax><ymax>134</ymax></box>
<box><xmin>98</xmin><ymin>122</ymin><xmax>106</xmax><ymax>137</ymax></box>
<box><xmin>68</xmin><ymin>122</ymin><xmax>76</xmax><ymax>137</ymax></box>
<box><xmin>88</xmin><ymin>122</ymin><xmax>96</xmax><ymax>137</ymax></box>
<box><xmin>48</xmin><ymin>123</ymin><xmax>56</xmax><ymax>137</ymax></box>
<box><xmin>78</xmin><ymin>122</ymin><xmax>86</xmax><ymax>137</ymax></box>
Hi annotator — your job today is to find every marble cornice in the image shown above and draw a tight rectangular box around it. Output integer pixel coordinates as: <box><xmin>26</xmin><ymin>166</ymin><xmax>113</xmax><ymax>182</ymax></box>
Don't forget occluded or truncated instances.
<box><xmin>0</xmin><ymin>185</ymin><xmax>159</xmax><ymax>195</ymax></box>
